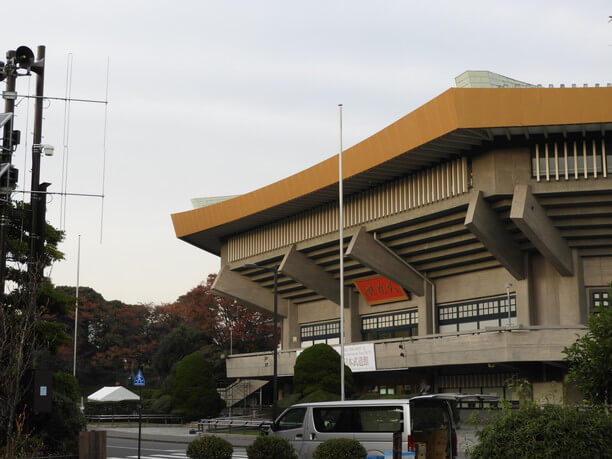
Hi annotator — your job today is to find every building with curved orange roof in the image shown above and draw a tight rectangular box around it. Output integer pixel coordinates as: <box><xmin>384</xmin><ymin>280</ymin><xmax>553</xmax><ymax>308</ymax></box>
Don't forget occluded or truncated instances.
<box><xmin>173</xmin><ymin>72</ymin><xmax>611</xmax><ymax>407</ymax></box>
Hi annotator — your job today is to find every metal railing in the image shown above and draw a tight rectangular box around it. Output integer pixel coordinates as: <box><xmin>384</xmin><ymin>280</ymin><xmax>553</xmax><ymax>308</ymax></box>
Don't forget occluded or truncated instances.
<box><xmin>86</xmin><ymin>414</ymin><xmax>183</xmax><ymax>424</ymax></box>
<box><xmin>198</xmin><ymin>417</ymin><xmax>271</xmax><ymax>433</ymax></box>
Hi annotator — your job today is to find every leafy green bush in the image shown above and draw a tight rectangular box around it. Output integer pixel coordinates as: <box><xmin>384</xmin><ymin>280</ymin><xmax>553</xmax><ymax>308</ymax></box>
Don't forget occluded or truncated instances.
<box><xmin>151</xmin><ymin>394</ymin><xmax>173</xmax><ymax>413</ymax></box>
<box><xmin>563</xmin><ymin>298</ymin><xmax>612</xmax><ymax>405</ymax></box>
<box><xmin>172</xmin><ymin>351</ymin><xmax>225</xmax><ymax>421</ymax></box>
<box><xmin>293</xmin><ymin>344</ymin><xmax>355</xmax><ymax>397</ymax></box>
<box><xmin>468</xmin><ymin>403</ymin><xmax>612</xmax><ymax>459</ymax></box>
<box><xmin>297</xmin><ymin>389</ymin><xmax>340</xmax><ymax>404</ymax></box>
<box><xmin>313</xmin><ymin>438</ymin><xmax>367</xmax><ymax>459</ymax></box>
<box><xmin>35</xmin><ymin>372</ymin><xmax>86</xmax><ymax>454</ymax></box>
<box><xmin>187</xmin><ymin>435</ymin><xmax>233</xmax><ymax>459</ymax></box>
<box><xmin>275</xmin><ymin>392</ymin><xmax>302</xmax><ymax>413</ymax></box>
<box><xmin>246</xmin><ymin>435</ymin><xmax>297</xmax><ymax>459</ymax></box>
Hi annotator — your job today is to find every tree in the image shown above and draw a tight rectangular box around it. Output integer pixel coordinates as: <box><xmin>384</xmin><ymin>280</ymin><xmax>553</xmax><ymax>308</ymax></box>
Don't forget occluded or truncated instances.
<box><xmin>293</xmin><ymin>344</ymin><xmax>355</xmax><ymax>399</ymax></box>
<box><xmin>0</xmin><ymin>202</ymin><xmax>70</xmax><ymax>459</ymax></box>
<box><xmin>171</xmin><ymin>350</ymin><xmax>225</xmax><ymax>420</ymax></box>
<box><xmin>165</xmin><ymin>274</ymin><xmax>274</xmax><ymax>354</ymax></box>
<box><xmin>563</xmin><ymin>286</ymin><xmax>612</xmax><ymax>407</ymax></box>
<box><xmin>152</xmin><ymin>325</ymin><xmax>211</xmax><ymax>378</ymax></box>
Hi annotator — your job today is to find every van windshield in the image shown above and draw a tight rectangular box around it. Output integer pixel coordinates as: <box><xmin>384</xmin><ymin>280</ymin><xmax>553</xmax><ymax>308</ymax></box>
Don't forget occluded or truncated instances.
<box><xmin>276</xmin><ymin>408</ymin><xmax>306</xmax><ymax>431</ymax></box>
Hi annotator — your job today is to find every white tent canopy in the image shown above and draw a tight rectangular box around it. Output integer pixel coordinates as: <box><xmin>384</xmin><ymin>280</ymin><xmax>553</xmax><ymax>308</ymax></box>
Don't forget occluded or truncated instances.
<box><xmin>87</xmin><ymin>386</ymin><xmax>139</xmax><ymax>402</ymax></box>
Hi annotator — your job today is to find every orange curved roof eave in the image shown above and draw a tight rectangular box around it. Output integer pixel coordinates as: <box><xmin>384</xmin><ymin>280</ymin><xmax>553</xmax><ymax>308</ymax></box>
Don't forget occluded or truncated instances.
<box><xmin>171</xmin><ymin>86</ymin><xmax>612</xmax><ymax>239</ymax></box>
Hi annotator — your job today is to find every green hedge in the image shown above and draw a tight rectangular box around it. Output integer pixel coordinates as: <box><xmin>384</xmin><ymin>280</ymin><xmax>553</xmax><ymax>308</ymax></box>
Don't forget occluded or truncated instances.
<box><xmin>246</xmin><ymin>435</ymin><xmax>297</xmax><ymax>459</ymax></box>
<box><xmin>313</xmin><ymin>438</ymin><xmax>367</xmax><ymax>459</ymax></box>
<box><xmin>468</xmin><ymin>403</ymin><xmax>612</xmax><ymax>459</ymax></box>
<box><xmin>293</xmin><ymin>344</ymin><xmax>355</xmax><ymax>397</ymax></box>
<box><xmin>187</xmin><ymin>435</ymin><xmax>233</xmax><ymax>459</ymax></box>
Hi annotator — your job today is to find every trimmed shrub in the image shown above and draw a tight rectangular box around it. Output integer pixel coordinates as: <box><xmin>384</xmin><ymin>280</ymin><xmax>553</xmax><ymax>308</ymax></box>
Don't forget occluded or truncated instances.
<box><xmin>246</xmin><ymin>435</ymin><xmax>297</xmax><ymax>459</ymax></box>
<box><xmin>468</xmin><ymin>403</ymin><xmax>612</xmax><ymax>459</ymax></box>
<box><xmin>275</xmin><ymin>392</ymin><xmax>302</xmax><ymax>413</ymax></box>
<box><xmin>293</xmin><ymin>344</ymin><xmax>355</xmax><ymax>397</ymax></box>
<box><xmin>187</xmin><ymin>435</ymin><xmax>233</xmax><ymax>459</ymax></box>
<box><xmin>172</xmin><ymin>351</ymin><xmax>225</xmax><ymax>421</ymax></box>
<box><xmin>313</xmin><ymin>438</ymin><xmax>367</xmax><ymax>459</ymax></box>
<box><xmin>297</xmin><ymin>389</ymin><xmax>340</xmax><ymax>404</ymax></box>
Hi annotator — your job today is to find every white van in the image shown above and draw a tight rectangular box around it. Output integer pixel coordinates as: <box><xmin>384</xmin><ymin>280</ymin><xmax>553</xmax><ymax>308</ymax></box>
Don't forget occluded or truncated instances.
<box><xmin>265</xmin><ymin>394</ymin><xmax>494</xmax><ymax>459</ymax></box>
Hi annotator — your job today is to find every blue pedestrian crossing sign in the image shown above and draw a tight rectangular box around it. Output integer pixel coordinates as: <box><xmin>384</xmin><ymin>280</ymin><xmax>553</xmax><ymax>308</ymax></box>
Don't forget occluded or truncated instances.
<box><xmin>133</xmin><ymin>369</ymin><xmax>145</xmax><ymax>387</ymax></box>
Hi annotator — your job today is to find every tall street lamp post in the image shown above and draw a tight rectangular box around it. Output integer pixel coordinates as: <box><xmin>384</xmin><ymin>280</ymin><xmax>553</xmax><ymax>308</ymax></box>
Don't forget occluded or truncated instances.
<box><xmin>245</xmin><ymin>263</ymin><xmax>279</xmax><ymax>418</ymax></box>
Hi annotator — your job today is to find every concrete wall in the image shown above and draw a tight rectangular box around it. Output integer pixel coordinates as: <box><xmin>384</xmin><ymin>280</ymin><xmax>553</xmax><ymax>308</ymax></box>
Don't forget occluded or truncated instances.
<box><xmin>435</xmin><ymin>267</ymin><xmax>516</xmax><ymax>304</ymax></box>
<box><xmin>531</xmin><ymin>252</ymin><xmax>585</xmax><ymax>326</ymax></box>
<box><xmin>226</xmin><ymin>327</ymin><xmax>586</xmax><ymax>378</ymax></box>
<box><xmin>471</xmin><ymin>147</ymin><xmax>532</xmax><ymax>194</ymax></box>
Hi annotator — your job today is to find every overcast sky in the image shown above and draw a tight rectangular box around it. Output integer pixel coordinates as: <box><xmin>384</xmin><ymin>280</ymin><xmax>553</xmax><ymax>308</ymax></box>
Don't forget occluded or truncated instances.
<box><xmin>3</xmin><ymin>1</ymin><xmax>612</xmax><ymax>305</ymax></box>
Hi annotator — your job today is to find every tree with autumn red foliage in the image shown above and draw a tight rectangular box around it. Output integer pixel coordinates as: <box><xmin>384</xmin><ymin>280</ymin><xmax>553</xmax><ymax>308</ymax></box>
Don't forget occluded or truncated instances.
<box><xmin>56</xmin><ymin>275</ymin><xmax>274</xmax><ymax>395</ymax></box>
<box><xmin>163</xmin><ymin>273</ymin><xmax>274</xmax><ymax>355</ymax></box>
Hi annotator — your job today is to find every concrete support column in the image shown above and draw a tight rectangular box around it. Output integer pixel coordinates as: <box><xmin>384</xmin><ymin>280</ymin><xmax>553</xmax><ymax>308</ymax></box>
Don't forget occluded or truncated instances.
<box><xmin>344</xmin><ymin>289</ymin><xmax>361</xmax><ymax>344</ymax></box>
<box><xmin>282</xmin><ymin>299</ymin><xmax>300</xmax><ymax>350</ymax></box>
<box><xmin>419</xmin><ymin>282</ymin><xmax>433</xmax><ymax>336</ymax></box>
<box><xmin>559</xmin><ymin>250</ymin><xmax>585</xmax><ymax>325</ymax></box>
<box><xmin>515</xmin><ymin>253</ymin><xmax>533</xmax><ymax>326</ymax></box>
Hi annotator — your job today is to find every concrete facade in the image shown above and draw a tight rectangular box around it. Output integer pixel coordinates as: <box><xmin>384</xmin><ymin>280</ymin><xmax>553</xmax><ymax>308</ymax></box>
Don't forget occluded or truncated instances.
<box><xmin>173</xmin><ymin>82</ymin><xmax>612</xmax><ymax>402</ymax></box>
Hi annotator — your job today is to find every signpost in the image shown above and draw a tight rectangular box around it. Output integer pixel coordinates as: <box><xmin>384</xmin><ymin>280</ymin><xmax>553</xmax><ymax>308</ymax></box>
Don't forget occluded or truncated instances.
<box><xmin>133</xmin><ymin>369</ymin><xmax>145</xmax><ymax>459</ymax></box>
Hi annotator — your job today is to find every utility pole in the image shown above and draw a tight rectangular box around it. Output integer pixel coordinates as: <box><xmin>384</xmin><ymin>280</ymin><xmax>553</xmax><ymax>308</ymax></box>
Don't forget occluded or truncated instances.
<box><xmin>29</xmin><ymin>45</ymin><xmax>46</xmax><ymax>277</ymax></box>
<box><xmin>0</xmin><ymin>45</ymin><xmax>45</xmax><ymax>297</ymax></box>
<box><xmin>0</xmin><ymin>50</ymin><xmax>18</xmax><ymax>297</ymax></box>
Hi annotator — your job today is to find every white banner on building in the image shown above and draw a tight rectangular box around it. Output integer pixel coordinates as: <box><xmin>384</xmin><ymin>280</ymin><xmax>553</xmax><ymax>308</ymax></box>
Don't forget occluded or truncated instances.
<box><xmin>333</xmin><ymin>343</ymin><xmax>376</xmax><ymax>372</ymax></box>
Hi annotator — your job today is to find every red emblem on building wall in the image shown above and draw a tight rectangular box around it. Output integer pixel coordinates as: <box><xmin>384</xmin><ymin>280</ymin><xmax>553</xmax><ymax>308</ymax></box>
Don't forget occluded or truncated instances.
<box><xmin>353</xmin><ymin>276</ymin><xmax>409</xmax><ymax>305</ymax></box>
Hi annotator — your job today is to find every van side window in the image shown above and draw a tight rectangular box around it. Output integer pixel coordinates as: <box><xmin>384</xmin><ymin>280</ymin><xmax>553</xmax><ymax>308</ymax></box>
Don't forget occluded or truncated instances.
<box><xmin>276</xmin><ymin>408</ymin><xmax>306</xmax><ymax>431</ymax></box>
<box><xmin>355</xmin><ymin>406</ymin><xmax>403</xmax><ymax>432</ymax></box>
<box><xmin>313</xmin><ymin>408</ymin><xmax>354</xmax><ymax>432</ymax></box>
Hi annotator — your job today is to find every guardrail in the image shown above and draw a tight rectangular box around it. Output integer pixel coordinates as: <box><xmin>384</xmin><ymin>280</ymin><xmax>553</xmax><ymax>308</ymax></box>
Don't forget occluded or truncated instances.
<box><xmin>86</xmin><ymin>414</ymin><xmax>183</xmax><ymax>424</ymax></box>
<box><xmin>198</xmin><ymin>418</ymin><xmax>272</xmax><ymax>433</ymax></box>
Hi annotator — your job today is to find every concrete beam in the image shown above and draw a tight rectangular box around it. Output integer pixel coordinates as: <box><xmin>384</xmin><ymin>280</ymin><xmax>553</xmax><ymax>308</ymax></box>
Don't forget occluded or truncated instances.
<box><xmin>212</xmin><ymin>266</ymin><xmax>288</xmax><ymax>318</ymax></box>
<box><xmin>510</xmin><ymin>185</ymin><xmax>573</xmax><ymax>276</ymax></box>
<box><xmin>464</xmin><ymin>191</ymin><xmax>525</xmax><ymax>280</ymax></box>
<box><xmin>279</xmin><ymin>245</ymin><xmax>342</xmax><ymax>305</ymax></box>
<box><xmin>345</xmin><ymin>227</ymin><xmax>425</xmax><ymax>297</ymax></box>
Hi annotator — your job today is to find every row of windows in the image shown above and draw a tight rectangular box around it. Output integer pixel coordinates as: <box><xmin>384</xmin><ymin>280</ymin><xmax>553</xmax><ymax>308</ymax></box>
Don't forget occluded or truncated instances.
<box><xmin>299</xmin><ymin>289</ymin><xmax>606</xmax><ymax>346</ymax></box>
<box><xmin>362</xmin><ymin>310</ymin><xmax>418</xmax><ymax>330</ymax></box>
<box><xmin>438</xmin><ymin>295</ymin><xmax>516</xmax><ymax>333</ymax></box>
<box><xmin>300</xmin><ymin>321</ymin><xmax>339</xmax><ymax>339</ymax></box>
<box><xmin>362</xmin><ymin>310</ymin><xmax>419</xmax><ymax>341</ymax></box>
<box><xmin>531</xmin><ymin>136</ymin><xmax>611</xmax><ymax>180</ymax></box>
<box><xmin>300</xmin><ymin>310</ymin><xmax>419</xmax><ymax>347</ymax></box>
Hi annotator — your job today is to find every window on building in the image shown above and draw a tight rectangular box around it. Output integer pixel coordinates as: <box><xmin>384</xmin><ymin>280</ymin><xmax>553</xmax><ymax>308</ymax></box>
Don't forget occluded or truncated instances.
<box><xmin>361</xmin><ymin>309</ymin><xmax>418</xmax><ymax>341</ymax></box>
<box><xmin>300</xmin><ymin>320</ymin><xmax>340</xmax><ymax>348</ymax></box>
<box><xmin>531</xmin><ymin>135</ymin><xmax>612</xmax><ymax>180</ymax></box>
<box><xmin>590</xmin><ymin>288</ymin><xmax>610</xmax><ymax>313</ymax></box>
<box><xmin>438</xmin><ymin>295</ymin><xmax>516</xmax><ymax>333</ymax></box>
